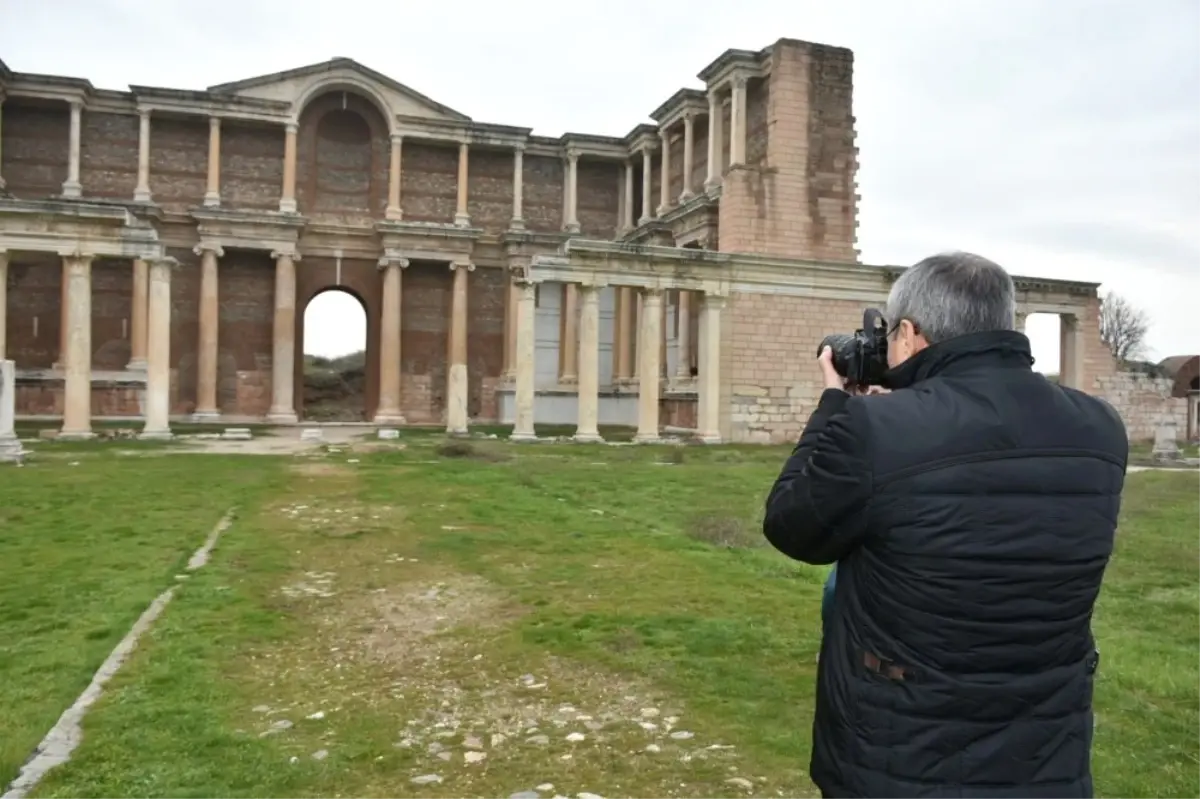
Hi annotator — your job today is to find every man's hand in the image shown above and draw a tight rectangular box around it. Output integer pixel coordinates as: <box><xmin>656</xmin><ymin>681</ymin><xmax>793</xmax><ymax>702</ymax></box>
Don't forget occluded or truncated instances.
<box><xmin>818</xmin><ymin>346</ymin><xmax>844</xmax><ymax>392</ymax></box>
<box><xmin>818</xmin><ymin>346</ymin><xmax>886</xmax><ymax>396</ymax></box>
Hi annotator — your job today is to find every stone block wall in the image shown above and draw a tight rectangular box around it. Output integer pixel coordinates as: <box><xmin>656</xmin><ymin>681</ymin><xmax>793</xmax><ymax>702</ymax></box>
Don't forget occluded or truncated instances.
<box><xmin>722</xmin><ymin>291</ymin><xmax>869</xmax><ymax>443</ymax></box>
<box><xmin>1096</xmin><ymin>372</ymin><xmax>1189</xmax><ymax>441</ymax></box>
<box><xmin>718</xmin><ymin>39</ymin><xmax>859</xmax><ymax>262</ymax></box>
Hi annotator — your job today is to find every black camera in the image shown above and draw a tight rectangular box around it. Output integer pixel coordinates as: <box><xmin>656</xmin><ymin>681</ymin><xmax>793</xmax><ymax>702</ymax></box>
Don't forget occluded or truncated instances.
<box><xmin>817</xmin><ymin>308</ymin><xmax>890</xmax><ymax>387</ymax></box>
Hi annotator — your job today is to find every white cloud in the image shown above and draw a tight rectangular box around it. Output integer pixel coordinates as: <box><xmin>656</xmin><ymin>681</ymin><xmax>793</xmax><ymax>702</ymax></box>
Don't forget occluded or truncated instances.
<box><xmin>4</xmin><ymin>0</ymin><xmax>1197</xmax><ymax>363</ymax></box>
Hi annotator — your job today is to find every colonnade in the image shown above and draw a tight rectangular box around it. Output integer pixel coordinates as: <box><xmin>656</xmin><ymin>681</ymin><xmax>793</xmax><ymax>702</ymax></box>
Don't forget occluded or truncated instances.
<box><xmin>11</xmin><ymin>251</ymin><xmax>178</xmax><ymax>439</ymax></box>
<box><xmin>509</xmin><ymin>279</ymin><xmax>725</xmax><ymax>444</ymax></box>
<box><xmin>0</xmin><ymin>87</ymin><xmax>750</xmax><ymax>235</ymax></box>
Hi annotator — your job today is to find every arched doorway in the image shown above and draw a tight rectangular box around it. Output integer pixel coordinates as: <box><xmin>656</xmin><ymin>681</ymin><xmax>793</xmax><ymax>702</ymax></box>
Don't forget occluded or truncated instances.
<box><xmin>300</xmin><ymin>288</ymin><xmax>369</xmax><ymax>421</ymax></box>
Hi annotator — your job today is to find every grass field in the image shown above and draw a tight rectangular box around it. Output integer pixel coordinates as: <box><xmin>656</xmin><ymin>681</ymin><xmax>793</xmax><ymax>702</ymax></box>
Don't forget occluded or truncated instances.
<box><xmin>0</xmin><ymin>433</ymin><xmax>1196</xmax><ymax>798</ymax></box>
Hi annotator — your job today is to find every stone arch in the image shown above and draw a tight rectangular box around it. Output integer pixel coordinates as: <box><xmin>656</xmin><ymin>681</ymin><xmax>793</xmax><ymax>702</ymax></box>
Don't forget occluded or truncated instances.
<box><xmin>295</xmin><ymin>286</ymin><xmax>374</xmax><ymax>421</ymax></box>
<box><xmin>295</xmin><ymin>89</ymin><xmax>391</xmax><ymax>220</ymax></box>
<box><xmin>292</xmin><ymin>76</ymin><xmax>396</xmax><ymax>136</ymax></box>
<box><xmin>1160</xmin><ymin>355</ymin><xmax>1200</xmax><ymax>398</ymax></box>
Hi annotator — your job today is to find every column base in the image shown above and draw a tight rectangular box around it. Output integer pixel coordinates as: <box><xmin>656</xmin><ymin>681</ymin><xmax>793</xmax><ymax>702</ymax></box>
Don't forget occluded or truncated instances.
<box><xmin>558</xmin><ymin>376</ymin><xmax>578</xmax><ymax>387</ymax></box>
<box><xmin>573</xmin><ymin>431</ymin><xmax>604</xmax><ymax>444</ymax></box>
<box><xmin>655</xmin><ymin>204</ymin><xmax>671</xmax><ymax>217</ymax></box>
<box><xmin>704</xmin><ymin>180</ymin><xmax>722</xmax><ymax>194</ymax></box>
<box><xmin>695</xmin><ymin>433</ymin><xmax>722</xmax><ymax>445</ymax></box>
<box><xmin>203</xmin><ymin>193</ymin><xmax>221</xmax><ymax>208</ymax></box>
<box><xmin>139</xmin><ymin>428</ymin><xmax>174</xmax><ymax>440</ymax></box>
<box><xmin>637</xmin><ymin>215</ymin><xmax>652</xmax><ymax>226</ymax></box>
<box><xmin>278</xmin><ymin>199</ymin><xmax>298</xmax><ymax>214</ymax></box>
<box><xmin>60</xmin><ymin>181</ymin><xmax>82</xmax><ymax>199</ymax></box>
<box><xmin>509</xmin><ymin>430</ymin><xmax>538</xmax><ymax>443</ymax></box>
<box><xmin>126</xmin><ymin>358</ymin><xmax>147</xmax><ymax>371</ymax></box>
<box><xmin>679</xmin><ymin>190</ymin><xmax>695</xmax><ymax>203</ymax></box>
<box><xmin>508</xmin><ymin>217</ymin><xmax>525</xmax><ymax>231</ymax></box>
<box><xmin>454</xmin><ymin>213</ymin><xmax>471</xmax><ymax>227</ymax></box>
<box><xmin>373</xmin><ymin>412</ymin><xmax>407</xmax><ymax>425</ymax></box>
<box><xmin>58</xmin><ymin>429</ymin><xmax>95</xmax><ymax>441</ymax></box>
<box><xmin>191</xmin><ymin>409</ymin><xmax>220</xmax><ymax>423</ymax></box>
<box><xmin>0</xmin><ymin>436</ymin><xmax>27</xmax><ymax>463</ymax></box>
<box><xmin>633</xmin><ymin>433</ymin><xmax>661</xmax><ymax>444</ymax></box>
<box><xmin>134</xmin><ymin>188</ymin><xmax>153</xmax><ymax>203</ymax></box>
<box><xmin>266</xmin><ymin>410</ymin><xmax>299</xmax><ymax>424</ymax></box>
<box><xmin>565</xmin><ymin>222</ymin><xmax>581</xmax><ymax>235</ymax></box>
<box><xmin>385</xmin><ymin>206</ymin><xmax>403</xmax><ymax>221</ymax></box>
<box><xmin>445</xmin><ymin>426</ymin><xmax>470</xmax><ymax>438</ymax></box>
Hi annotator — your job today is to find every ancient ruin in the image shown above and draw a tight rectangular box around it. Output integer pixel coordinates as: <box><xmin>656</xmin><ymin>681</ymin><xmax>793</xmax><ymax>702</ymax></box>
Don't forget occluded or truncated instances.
<box><xmin>0</xmin><ymin>38</ymin><xmax>1120</xmax><ymax>443</ymax></box>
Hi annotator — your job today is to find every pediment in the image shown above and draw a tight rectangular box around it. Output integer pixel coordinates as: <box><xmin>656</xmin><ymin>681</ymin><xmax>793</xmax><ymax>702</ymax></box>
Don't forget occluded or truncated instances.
<box><xmin>207</xmin><ymin>58</ymin><xmax>469</xmax><ymax>123</ymax></box>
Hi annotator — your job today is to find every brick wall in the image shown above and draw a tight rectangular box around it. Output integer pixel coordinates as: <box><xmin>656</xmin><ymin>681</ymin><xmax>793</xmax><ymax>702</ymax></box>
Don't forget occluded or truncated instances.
<box><xmin>221</xmin><ymin>121</ymin><xmax>284</xmax><ymax>211</ymax></box>
<box><xmin>2</xmin><ymin>101</ymin><xmax>70</xmax><ymax>198</ymax></box>
<box><xmin>1096</xmin><ymin>372</ymin><xmax>1189</xmax><ymax>441</ymax></box>
<box><xmin>577</xmin><ymin>159</ymin><xmax>620</xmax><ymax>238</ymax></box>
<box><xmin>718</xmin><ymin>40</ymin><xmax>858</xmax><ymax>262</ymax></box>
<box><xmin>80</xmin><ymin>112</ymin><xmax>138</xmax><ymax>199</ymax></box>
<box><xmin>723</xmin><ymin>291</ymin><xmax>866</xmax><ymax>443</ymax></box>
<box><xmin>5</xmin><ymin>252</ymin><xmax>62</xmax><ymax>369</ymax></box>
<box><xmin>150</xmin><ymin>117</ymin><xmax>208</xmax><ymax>212</ymax></box>
<box><xmin>215</xmin><ymin>250</ymin><xmax>275</xmax><ymax>417</ymax></box>
<box><xmin>298</xmin><ymin>94</ymin><xmax>389</xmax><ymax>221</ymax></box>
<box><xmin>524</xmin><ymin>154</ymin><xmax>565</xmax><ymax>233</ymax></box>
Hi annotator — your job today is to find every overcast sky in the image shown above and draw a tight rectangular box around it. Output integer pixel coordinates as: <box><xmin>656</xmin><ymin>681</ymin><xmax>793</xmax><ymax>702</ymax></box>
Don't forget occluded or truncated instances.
<box><xmin>3</xmin><ymin>0</ymin><xmax>1197</xmax><ymax>369</ymax></box>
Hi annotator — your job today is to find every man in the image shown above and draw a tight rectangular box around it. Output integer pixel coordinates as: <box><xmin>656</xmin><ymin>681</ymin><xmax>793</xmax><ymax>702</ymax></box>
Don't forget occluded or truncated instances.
<box><xmin>763</xmin><ymin>252</ymin><xmax>1127</xmax><ymax>798</ymax></box>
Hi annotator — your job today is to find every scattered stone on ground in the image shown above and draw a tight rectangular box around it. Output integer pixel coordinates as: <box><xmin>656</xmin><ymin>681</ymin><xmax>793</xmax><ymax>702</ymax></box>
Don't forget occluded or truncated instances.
<box><xmin>410</xmin><ymin>774</ymin><xmax>442</xmax><ymax>785</ymax></box>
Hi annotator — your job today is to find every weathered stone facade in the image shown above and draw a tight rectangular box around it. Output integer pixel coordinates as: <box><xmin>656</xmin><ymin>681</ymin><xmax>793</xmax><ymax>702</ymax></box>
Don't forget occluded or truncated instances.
<box><xmin>1096</xmin><ymin>372</ymin><xmax>1190</xmax><ymax>442</ymax></box>
<box><xmin>0</xmin><ymin>37</ymin><xmax>1119</xmax><ymax>442</ymax></box>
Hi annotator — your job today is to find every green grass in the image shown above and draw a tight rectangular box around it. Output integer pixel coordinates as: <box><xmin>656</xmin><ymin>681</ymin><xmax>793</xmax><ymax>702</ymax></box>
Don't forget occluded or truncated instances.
<box><xmin>0</xmin><ymin>438</ymin><xmax>1195</xmax><ymax>798</ymax></box>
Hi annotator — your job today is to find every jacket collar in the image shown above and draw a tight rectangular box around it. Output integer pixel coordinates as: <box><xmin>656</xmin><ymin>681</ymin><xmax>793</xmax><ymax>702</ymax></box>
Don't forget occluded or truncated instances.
<box><xmin>882</xmin><ymin>330</ymin><xmax>1035</xmax><ymax>390</ymax></box>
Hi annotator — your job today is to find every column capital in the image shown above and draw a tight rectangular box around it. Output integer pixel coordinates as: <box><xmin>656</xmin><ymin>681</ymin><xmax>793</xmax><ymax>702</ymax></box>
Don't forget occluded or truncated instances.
<box><xmin>60</xmin><ymin>251</ymin><xmax>95</xmax><ymax>267</ymax></box>
<box><xmin>658</xmin><ymin>128</ymin><xmax>670</xmax><ymax>143</ymax></box>
<box><xmin>731</xmin><ymin>75</ymin><xmax>749</xmax><ymax>91</ymax></box>
<box><xmin>449</xmin><ymin>260</ymin><xmax>475</xmax><ymax>272</ymax></box>
<box><xmin>285</xmin><ymin>121</ymin><xmax>299</xmax><ymax>135</ymax></box>
<box><xmin>390</xmin><ymin>132</ymin><xmax>404</xmax><ymax>145</ymax></box>
<box><xmin>138</xmin><ymin>107</ymin><xmax>151</xmax><ymax>121</ymax></box>
<box><xmin>0</xmin><ymin>249</ymin><xmax>9</xmax><ymax>265</ymax></box>
<box><xmin>641</xmin><ymin>286</ymin><xmax>665</xmax><ymax>301</ymax></box>
<box><xmin>68</xmin><ymin>99</ymin><xmax>83</xmax><ymax>112</ymax></box>
<box><xmin>270</xmin><ymin>248</ymin><xmax>301</xmax><ymax>262</ymax></box>
<box><xmin>701</xmin><ymin>293</ymin><xmax>728</xmax><ymax>310</ymax></box>
<box><xmin>565</xmin><ymin>147</ymin><xmax>581</xmax><ymax>162</ymax></box>
<box><xmin>378</xmin><ymin>250</ymin><xmax>409</xmax><ymax>270</ymax></box>
<box><xmin>513</xmin><ymin>142</ymin><xmax>526</xmax><ymax>153</ymax></box>
<box><xmin>682</xmin><ymin>110</ymin><xmax>698</xmax><ymax>125</ymax></box>
<box><xmin>577</xmin><ymin>282</ymin><xmax>605</xmax><ymax>296</ymax></box>
<box><xmin>193</xmin><ymin>242</ymin><xmax>225</xmax><ymax>258</ymax></box>
<box><xmin>148</xmin><ymin>255</ymin><xmax>180</xmax><ymax>274</ymax></box>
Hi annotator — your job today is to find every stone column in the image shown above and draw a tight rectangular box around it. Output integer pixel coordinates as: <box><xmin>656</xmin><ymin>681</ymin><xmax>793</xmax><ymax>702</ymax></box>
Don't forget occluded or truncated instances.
<box><xmin>0</xmin><ymin>359</ymin><xmax>23</xmax><ymax>463</ymax></box>
<box><xmin>386</xmin><ymin>134</ymin><xmax>403</xmax><ymax>220</ymax></box>
<box><xmin>680</xmin><ymin>113</ymin><xmax>696</xmax><ymax>202</ymax></box>
<box><xmin>657</xmin><ymin>129</ymin><xmax>672</xmax><ymax>216</ymax></box>
<box><xmin>510</xmin><ymin>146</ymin><xmax>525</xmax><ymax>230</ymax></box>
<box><xmin>622</xmin><ymin>160</ymin><xmax>635</xmax><ymax>232</ymax></box>
<box><xmin>445</xmin><ymin>261</ymin><xmax>472</xmax><ymax>435</ymax></box>
<box><xmin>267</xmin><ymin>250</ymin><xmax>299</xmax><ymax>423</ymax></box>
<box><xmin>134</xmin><ymin>110</ymin><xmax>152</xmax><ymax>203</ymax></box>
<box><xmin>559</xmin><ymin>284</ymin><xmax>578</xmax><ymax>384</ymax></box>
<box><xmin>704</xmin><ymin>90</ymin><xmax>723</xmax><ymax>192</ymax></box>
<box><xmin>565</xmin><ymin>149</ymin><xmax>581</xmax><ymax>234</ymax></box>
<box><xmin>634</xmin><ymin>288</ymin><xmax>663</xmax><ymax>443</ymax></box>
<box><xmin>574</xmin><ymin>284</ymin><xmax>603</xmax><ymax>443</ymax></box>
<box><xmin>1015</xmin><ymin>311</ymin><xmax>1028</xmax><ymax>332</ymax></box>
<box><xmin>0</xmin><ymin>93</ymin><xmax>6</xmax><ymax>191</ymax></box>
<box><xmin>192</xmin><ymin>243</ymin><xmax>223</xmax><ymax>421</ymax></box>
<box><xmin>675</xmin><ymin>290</ymin><xmax>692</xmax><ymax>380</ymax></box>
<box><xmin>510</xmin><ymin>279</ymin><xmax>537</xmax><ymax>442</ymax></box>
<box><xmin>659</xmin><ymin>297</ymin><xmax>668</xmax><ymax>379</ymax></box>
<box><xmin>454</xmin><ymin>142</ymin><xmax>471</xmax><ymax>227</ymax></box>
<box><xmin>375</xmin><ymin>252</ymin><xmax>408</xmax><ymax>424</ymax></box>
<box><xmin>279</xmin><ymin>122</ymin><xmax>298</xmax><ymax>213</ymax></box>
<box><xmin>729</xmin><ymin>78</ymin><xmax>747</xmax><ymax>167</ymax></box>
<box><xmin>614</xmin><ymin>286</ymin><xmax>632</xmax><ymax>382</ymax></box>
<box><xmin>502</xmin><ymin>275</ymin><xmax>519</xmax><ymax>382</ymax></box>
<box><xmin>141</xmin><ymin>257</ymin><xmax>177</xmax><ymax>439</ymax></box>
<box><xmin>60</xmin><ymin>253</ymin><xmax>94</xmax><ymax>439</ymax></box>
<box><xmin>54</xmin><ymin>262</ymin><xmax>69</xmax><ymax>370</ymax></box>
<box><xmin>127</xmin><ymin>259</ymin><xmax>148</xmax><ymax>370</ymax></box>
<box><xmin>0</xmin><ymin>251</ymin><xmax>7</xmax><ymax>360</ymax></box>
<box><xmin>639</xmin><ymin>148</ymin><xmax>654</xmax><ymax>224</ymax></box>
<box><xmin>1060</xmin><ymin>314</ymin><xmax>1085</xmax><ymax>390</ymax></box>
<box><xmin>204</xmin><ymin>116</ymin><xmax>221</xmax><ymax>207</ymax></box>
<box><xmin>62</xmin><ymin>101</ymin><xmax>83</xmax><ymax>198</ymax></box>
<box><xmin>696</xmin><ymin>293</ymin><xmax>725</xmax><ymax>444</ymax></box>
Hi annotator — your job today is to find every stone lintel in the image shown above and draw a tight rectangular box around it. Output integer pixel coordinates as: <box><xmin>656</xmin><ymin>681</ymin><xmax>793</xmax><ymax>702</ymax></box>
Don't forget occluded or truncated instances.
<box><xmin>650</xmin><ymin>88</ymin><xmax>708</xmax><ymax>128</ymax></box>
<box><xmin>0</xmin><ymin>198</ymin><xmax>163</xmax><ymax>260</ymax></box>
<box><xmin>192</xmin><ymin>207</ymin><xmax>304</xmax><ymax>253</ymax></box>
<box><xmin>696</xmin><ymin>48</ymin><xmax>768</xmax><ymax>88</ymax></box>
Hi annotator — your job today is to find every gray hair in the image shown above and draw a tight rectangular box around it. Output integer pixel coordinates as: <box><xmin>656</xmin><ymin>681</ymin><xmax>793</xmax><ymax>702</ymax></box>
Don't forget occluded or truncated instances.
<box><xmin>886</xmin><ymin>252</ymin><xmax>1016</xmax><ymax>344</ymax></box>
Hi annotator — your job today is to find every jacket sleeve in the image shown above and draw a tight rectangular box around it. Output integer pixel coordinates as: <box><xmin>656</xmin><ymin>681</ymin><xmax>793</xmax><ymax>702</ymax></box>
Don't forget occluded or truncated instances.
<box><xmin>762</xmin><ymin>388</ymin><xmax>873</xmax><ymax>565</ymax></box>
